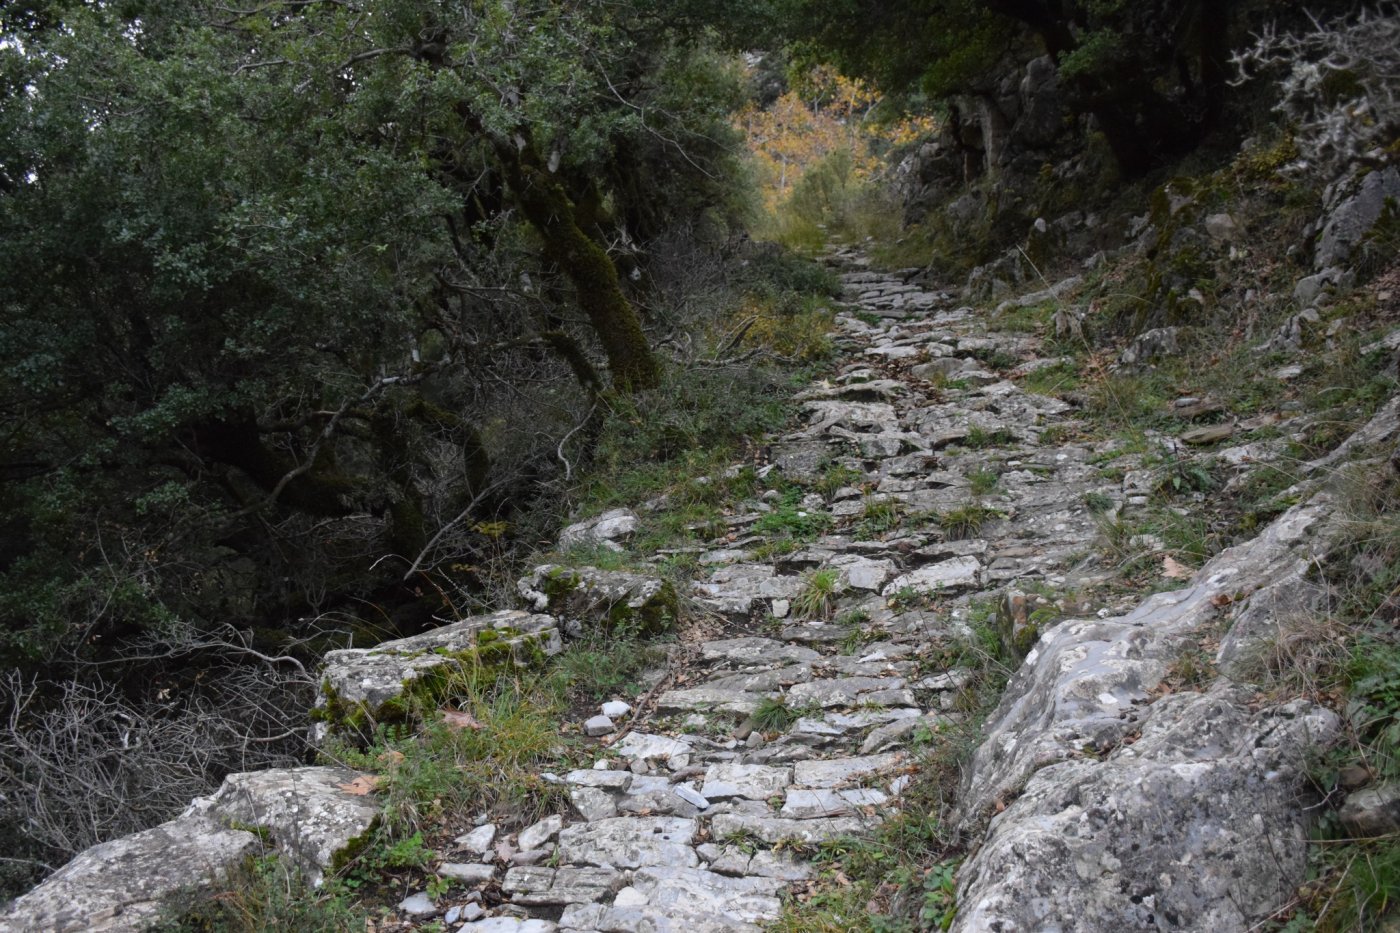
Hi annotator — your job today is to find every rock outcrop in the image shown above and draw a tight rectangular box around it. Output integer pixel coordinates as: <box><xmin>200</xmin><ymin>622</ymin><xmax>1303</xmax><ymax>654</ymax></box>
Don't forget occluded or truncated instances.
<box><xmin>0</xmin><ymin>767</ymin><xmax>379</xmax><ymax>933</ymax></box>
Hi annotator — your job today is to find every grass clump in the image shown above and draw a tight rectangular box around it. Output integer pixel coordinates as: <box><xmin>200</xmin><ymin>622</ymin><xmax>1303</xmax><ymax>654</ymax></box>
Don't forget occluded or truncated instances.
<box><xmin>1018</xmin><ymin>359</ymin><xmax>1083</xmax><ymax>396</ymax></box>
<box><xmin>752</xmin><ymin>696</ymin><xmax>800</xmax><ymax>733</ymax></box>
<box><xmin>794</xmin><ymin>568</ymin><xmax>842</xmax><ymax>620</ymax></box>
<box><xmin>814</xmin><ymin>461</ymin><xmax>863</xmax><ymax>499</ymax></box>
<box><xmin>854</xmin><ymin>497</ymin><xmax>903</xmax><ymax>538</ymax></box>
<box><xmin>329</xmin><ymin>678</ymin><xmax>568</xmax><ymax>839</ymax></box>
<box><xmin>967</xmin><ymin>468</ymin><xmax>1000</xmax><ymax>496</ymax></box>
<box><xmin>549</xmin><ymin>631</ymin><xmax>667</xmax><ymax>703</ymax></box>
<box><xmin>937</xmin><ymin>503</ymin><xmax>1005</xmax><ymax>540</ymax></box>
<box><xmin>753</xmin><ymin>489</ymin><xmax>835</xmax><ymax>542</ymax></box>
<box><xmin>961</xmin><ymin>426</ymin><xmax>1018</xmax><ymax>449</ymax></box>
<box><xmin>151</xmin><ymin>855</ymin><xmax>370</xmax><ymax>933</ymax></box>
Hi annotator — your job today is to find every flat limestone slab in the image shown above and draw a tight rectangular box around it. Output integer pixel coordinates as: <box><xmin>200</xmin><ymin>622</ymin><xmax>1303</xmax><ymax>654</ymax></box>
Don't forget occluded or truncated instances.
<box><xmin>700</xmin><ymin>763</ymin><xmax>793</xmax><ymax>801</ymax></box>
<box><xmin>787</xmin><ymin>677</ymin><xmax>907</xmax><ymax>708</ymax></box>
<box><xmin>557</xmin><ymin>817</ymin><xmax>698</xmax><ymax>870</ymax></box>
<box><xmin>793</xmin><ymin>753</ymin><xmax>905</xmax><ymax>788</ymax></box>
<box><xmin>883</xmin><ymin>556</ymin><xmax>981</xmax><ymax>595</ymax></box>
<box><xmin>780</xmin><ymin>788</ymin><xmax>889</xmax><ymax>819</ymax></box>
<box><xmin>709</xmin><ymin>813</ymin><xmax>871</xmax><ymax>845</ymax></box>
<box><xmin>699</xmin><ymin>637</ymin><xmax>821</xmax><ymax>666</ymax></box>
<box><xmin>502</xmin><ymin>865</ymin><xmax>623</xmax><ymax>905</ymax></box>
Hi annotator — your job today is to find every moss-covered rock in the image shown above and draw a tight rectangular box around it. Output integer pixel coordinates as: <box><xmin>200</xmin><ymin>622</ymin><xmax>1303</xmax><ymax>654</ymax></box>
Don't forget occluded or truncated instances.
<box><xmin>311</xmin><ymin>609</ymin><xmax>561</xmax><ymax>743</ymax></box>
<box><xmin>517</xmin><ymin>564</ymin><xmax>677</xmax><ymax>637</ymax></box>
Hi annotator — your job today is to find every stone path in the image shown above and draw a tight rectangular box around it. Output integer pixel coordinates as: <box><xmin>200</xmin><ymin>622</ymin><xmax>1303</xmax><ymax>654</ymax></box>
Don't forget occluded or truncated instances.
<box><xmin>436</xmin><ymin>248</ymin><xmax>1132</xmax><ymax>932</ymax></box>
<box><xmin>10</xmin><ymin>245</ymin><xmax>1389</xmax><ymax>932</ymax></box>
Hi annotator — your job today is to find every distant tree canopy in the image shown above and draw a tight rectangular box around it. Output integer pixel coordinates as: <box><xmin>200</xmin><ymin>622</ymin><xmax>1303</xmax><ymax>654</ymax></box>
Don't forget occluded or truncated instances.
<box><xmin>0</xmin><ymin>0</ymin><xmax>747</xmax><ymax>665</ymax></box>
<box><xmin>773</xmin><ymin>0</ymin><xmax>1243</xmax><ymax>175</ymax></box>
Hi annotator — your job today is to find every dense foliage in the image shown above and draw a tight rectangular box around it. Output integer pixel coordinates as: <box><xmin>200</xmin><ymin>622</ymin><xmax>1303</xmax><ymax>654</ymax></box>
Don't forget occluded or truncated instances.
<box><xmin>0</xmin><ymin>0</ymin><xmax>748</xmax><ymax>674</ymax></box>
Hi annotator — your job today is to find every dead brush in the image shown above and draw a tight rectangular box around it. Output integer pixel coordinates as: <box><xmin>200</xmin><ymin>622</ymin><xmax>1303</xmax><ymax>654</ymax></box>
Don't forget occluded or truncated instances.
<box><xmin>1231</xmin><ymin>612</ymin><xmax>1356</xmax><ymax>702</ymax></box>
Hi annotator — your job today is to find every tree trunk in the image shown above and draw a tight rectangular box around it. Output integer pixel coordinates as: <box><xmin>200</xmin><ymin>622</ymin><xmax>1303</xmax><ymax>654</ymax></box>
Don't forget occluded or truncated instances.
<box><xmin>494</xmin><ymin>142</ymin><xmax>661</xmax><ymax>392</ymax></box>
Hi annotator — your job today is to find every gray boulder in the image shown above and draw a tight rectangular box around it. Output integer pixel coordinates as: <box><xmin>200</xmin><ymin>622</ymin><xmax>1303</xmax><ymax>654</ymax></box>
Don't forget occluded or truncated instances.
<box><xmin>0</xmin><ymin>766</ymin><xmax>380</xmax><ymax>933</ymax></box>
<box><xmin>1316</xmin><ymin>166</ymin><xmax>1400</xmax><ymax>269</ymax></box>
<box><xmin>558</xmin><ymin>508</ymin><xmax>640</xmax><ymax>551</ymax></box>
<box><xmin>0</xmin><ymin>819</ymin><xmax>259</xmax><ymax>933</ymax></box>
<box><xmin>1118</xmin><ymin>327</ymin><xmax>1180</xmax><ymax>369</ymax></box>
<box><xmin>954</xmin><ymin>691</ymin><xmax>1338</xmax><ymax>932</ymax></box>
<box><xmin>184</xmin><ymin>767</ymin><xmax>382</xmax><ymax>885</ymax></box>
<box><xmin>950</xmin><ymin>484</ymin><xmax>1348</xmax><ymax>931</ymax></box>
<box><xmin>1339</xmin><ymin>782</ymin><xmax>1400</xmax><ymax>837</ymax></box>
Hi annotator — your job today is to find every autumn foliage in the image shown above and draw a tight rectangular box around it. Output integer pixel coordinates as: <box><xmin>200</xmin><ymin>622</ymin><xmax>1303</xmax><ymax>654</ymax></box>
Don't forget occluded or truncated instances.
<box><xmin>737</xmin><ymin>66</ymin><xmax>934</xmax><ymax>240</ymax></box>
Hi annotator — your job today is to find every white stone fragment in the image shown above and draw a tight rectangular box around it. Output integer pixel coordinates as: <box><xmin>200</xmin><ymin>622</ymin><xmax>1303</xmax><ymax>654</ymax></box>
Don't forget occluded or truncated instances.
<box><xmin>455</xmin><ymin>823</ymin><xmax>498</xmax><ymax>855</ymax></box>
<box><xmin>584</xmin><ymin>714</ymin><xmax>615</xmax><ymax>736</ymax></box>
<box><xmin>517</xmin><ymin>814</ymin><xmax>564</xmax><ymax>852</ymax></box>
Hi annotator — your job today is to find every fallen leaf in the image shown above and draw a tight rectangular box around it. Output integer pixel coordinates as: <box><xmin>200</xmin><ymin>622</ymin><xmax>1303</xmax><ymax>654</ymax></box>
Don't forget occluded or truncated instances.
<box><xmin>377</xmin><ymin>749</ymin><xmax>405</xmax><ymax>767</ymax></box>
<box><xmin>337</xmin><ymin>775</ymin><xmax>380</xmax><ymax>796</ymax></box>
<box><xmin>440</xmin><ymin>708</ymin><xmax>484</xmax><ymax>731</ymax></box>
<box><xmin>1162</xmin><ymin>556</ymin><xmax>1193</xmax><ymax>580</ymax></box>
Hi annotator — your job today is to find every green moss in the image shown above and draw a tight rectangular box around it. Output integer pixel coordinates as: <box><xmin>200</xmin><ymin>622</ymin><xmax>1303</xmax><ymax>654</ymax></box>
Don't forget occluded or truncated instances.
<box><xmin>226</xmin><ymin>820</ymin><xmax>274</xmax><ymax>845</ymax></box>
<box><xmin>328</xmin><ymin>817</ymin><xmax>381</xmax><ymax>875</ymax></box>
<box><xmin>313</xmin><ymin>631</ymin><xmax>553</xmax><ymax>742</ymax></box>
<box><xmin>539</xmin><ymin>567</ymin><xmax>676</xmax><ymax>636</ymax></box>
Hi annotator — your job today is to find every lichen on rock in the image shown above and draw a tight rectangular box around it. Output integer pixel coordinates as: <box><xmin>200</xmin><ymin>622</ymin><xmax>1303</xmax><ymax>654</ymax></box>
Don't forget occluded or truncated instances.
<box><xmin>311</xmin><ymin>608</ymin><xmax>561</xmax><ymax>741</ymax></box>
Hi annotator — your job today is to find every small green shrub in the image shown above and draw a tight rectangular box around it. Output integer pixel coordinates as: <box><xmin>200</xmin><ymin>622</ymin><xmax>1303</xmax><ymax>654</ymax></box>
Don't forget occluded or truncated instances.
<box><xmin>1082</xmin><ymin>491</ymin><xmax>1115</xmax><ymax>513</ymax></box>
<box><xmin>1154</xmin><ymin>457</ymin><xmax>1218</xmax><ymax>497</ymax></box>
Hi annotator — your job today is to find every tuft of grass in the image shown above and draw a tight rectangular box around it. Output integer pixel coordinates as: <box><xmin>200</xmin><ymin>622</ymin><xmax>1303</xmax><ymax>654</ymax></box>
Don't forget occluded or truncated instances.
<box><xmin>961</xmin><ymin>426</ymin><xmax>1017</xmax><ymax>449</ymax></box>
<box><xmin>751</xmin><ymin>696</ymin><xmax>799</xmax><ymax>733</ymax></box>
<box><xmin>793</xmin><ymin>568</ymin><xmax>841</xmax><ymax>620</ymax></box>
<box><xmin>1154</xmin><ymin>456</ymin><xmax>1218</xmax><ymax>497</ymax></box>
<box><xmin>150</xmin><ymin>855</ymin><xmax>370</xmax><ymax>933</ymax></box>
<box><xmin>967</xmin><ymin>468</ymin><xmax>1000</xmax><ymax>496</ymax></box>
<box><xmin>549</xmin><ymin>632</ymin><xmax>667</xmax><ymax>703</ymax></box>
<box><xmin>937</xmin><ymin>503</ymin><xmax>1005</xmax><ymax>540</ymax></box>
<box><xmin>1018</xmin><ymin>359</ymin><xmax>1083</xmax><ymax>396</ymax></box>
<box><xmin>989</xmin><ymin>300</ymin><xmax>1055</xmax><ymax>334</ymax></box>
<box><xmin>729</xmin><ymin>292</ymin><xmax>836</xmax><ymax>362</ymax></box>
<box><xmin>854</xmin><ymin>497</ymin><xmax>903</xmax><ymax>538</ymax></box>
<box><xmin>1082</xmin><ymin>491</ymin><xmax>1115</xmax><ymax>514</ymax></box>
<box><xmin>325</xmin><ymin>675</ymin><xmax>568</xmax><ymax>839</ymax></box>
<box><xmin>814</xmin><ymin>461</ymin><xmax>863</xmax><ymax>499</ymax></box>
<box><xmin>753</xmin><ymin>489</ymin><xmax>835</xmax><ymax>542</ymax></box>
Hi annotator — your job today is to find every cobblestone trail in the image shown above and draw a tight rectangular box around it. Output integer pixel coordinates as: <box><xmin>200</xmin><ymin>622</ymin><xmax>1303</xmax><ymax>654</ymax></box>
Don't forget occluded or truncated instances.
<box><xmin>456</xmin><ymin>249</ymin><xmax>1128</xmax><ymax>931</ymax></box>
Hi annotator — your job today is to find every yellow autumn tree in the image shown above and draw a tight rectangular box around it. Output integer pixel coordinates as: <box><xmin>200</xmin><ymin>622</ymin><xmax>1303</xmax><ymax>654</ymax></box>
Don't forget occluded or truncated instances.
<box><xmin>737</xmin><ymin>65</ymin><xmax>935</xmax><ymax>241</ymax></box>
